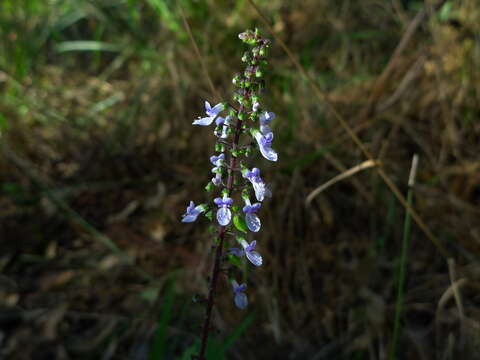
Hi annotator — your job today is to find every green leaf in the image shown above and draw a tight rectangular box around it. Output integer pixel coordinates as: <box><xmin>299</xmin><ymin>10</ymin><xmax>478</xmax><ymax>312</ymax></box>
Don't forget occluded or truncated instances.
<box><xmin>233</xmin><ymin>215</ymin><xmax>248</xmax><ymax>233</ymax></box>
<box><xmin>227</xmin><ymin>254</ymin><xmax>242</xmax><ymax>269</ymax></box>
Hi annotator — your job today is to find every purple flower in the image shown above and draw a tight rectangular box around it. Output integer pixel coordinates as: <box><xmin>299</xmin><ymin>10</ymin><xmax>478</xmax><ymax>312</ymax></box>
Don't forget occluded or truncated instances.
<box><xmin>192</xmin><ymin>101</ymin><xmax>224</xmax><ymax>126</ymax></box>
<box><xmin>213</xmin><ymin>194</ymin><xmax>233</xmax><ymax>226</ymax></box>
<box><xmin>212</xmin><ymin>172</ymin><xmax>222</xmax><ymax>186</ymax></box>
<box><xmin>214</xmin><ymin>115</ymin><xmax>232</xmax><ymax>139</ymax></box>
<box><xmin>244</xmin><ymin>167</ymin><xmax>272</xmax><ymax>202</ymax></box>
<box><xmin>243</xmin><ymin>197</ymin><xmax>261</xmax><ymax>232</ymax></box>
<box><xmin>259</xmin><ymin>111</ymin><xmax>275</xmax><ymax>134</ymax></box>
<box><xmin>210</xmin><ymin>153</ymin><xmax>224</xmax><ymax>186</ymax></box>
<box><xmin>252</xmin><ymin>129</ymin><xmax>278</xmax><ymax>162</ymax></box>
<box><xmin>181</xmin><ymin>201</ymin><xmax>206</xmax><ymax>223</ymax></box>
<box><xmin>231</xmin><ymin>280</ymin><xmax>248</xmax><ymax>309</ymax></box>
<box><xmin>210</xmin><ymin>153</ymin><xmax>225</xmax><ymax>167</ymax></box>
<box><xmin>230</xmin><ymin>239</ymin><xmax>263</xmax><ymax>266</ymax></box>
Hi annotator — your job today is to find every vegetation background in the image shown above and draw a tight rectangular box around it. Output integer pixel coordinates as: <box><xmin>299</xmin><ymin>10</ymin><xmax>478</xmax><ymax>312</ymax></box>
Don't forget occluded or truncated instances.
<box><xmin>1</xmin><ymin>0</ymin><xmax>479</xmax><ymax>359</ymax></box>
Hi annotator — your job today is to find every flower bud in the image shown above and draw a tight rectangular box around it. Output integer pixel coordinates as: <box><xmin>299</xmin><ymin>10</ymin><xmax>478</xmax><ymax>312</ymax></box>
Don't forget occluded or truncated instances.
<box><xmin>205</xmin><ymin>182</ymin><xmax>214</xmax><ymax>192</ymax></box>
<box><xmin>215</xmin><ymin>143</ymin><xmax>225</xmax><ymax>152</ymax></box>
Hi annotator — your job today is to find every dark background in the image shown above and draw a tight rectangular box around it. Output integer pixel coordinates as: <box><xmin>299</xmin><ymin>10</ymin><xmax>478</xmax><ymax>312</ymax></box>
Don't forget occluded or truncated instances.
<box><xmin>1</xmin><ymin>0</ymin><xmax>479</xmax><ymax>359</ymax></box>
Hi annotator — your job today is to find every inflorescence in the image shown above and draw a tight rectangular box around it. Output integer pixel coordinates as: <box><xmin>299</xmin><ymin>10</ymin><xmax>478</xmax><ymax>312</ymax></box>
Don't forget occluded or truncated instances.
<box><xmin>181</xmin><ymin>28</ymin><xmax>276</xmax><ymax>358</ymax></box>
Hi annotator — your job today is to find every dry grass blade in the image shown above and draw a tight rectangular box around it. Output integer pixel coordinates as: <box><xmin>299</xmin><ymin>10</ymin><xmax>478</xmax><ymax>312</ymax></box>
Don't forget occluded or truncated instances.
<box><xmin>178</xmin><ymin>3</ymin><xmax>220</xmax><ymax>102</ymax></box>
<box><xmin>305</xmin><ymin>159</ymin><xmax>377</xmax><ymax>206</ymax></box>
<box><xmin>246</xmin><ymin>0</ymin><xmax>451</xmax><ymax>259</ymax></box>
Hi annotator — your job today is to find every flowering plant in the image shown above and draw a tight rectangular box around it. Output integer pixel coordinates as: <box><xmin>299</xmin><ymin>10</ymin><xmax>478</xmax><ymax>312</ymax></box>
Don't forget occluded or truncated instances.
<box><xmin>181</xmin><ymin>29</ymin><xmax>276</xmax><ymax>359</ymax></box>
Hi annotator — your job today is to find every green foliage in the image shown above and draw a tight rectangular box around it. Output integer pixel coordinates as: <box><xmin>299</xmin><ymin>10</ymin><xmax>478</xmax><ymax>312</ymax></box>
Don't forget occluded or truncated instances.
<box><xmin>150</xmin><ymin>279</ymin><xmax>176</xmax><ymax>360</ymax></box>
<box><xmin>148</xmin><ymin>276</ymin><xmax>254</xmax><ymax>360</ymax></box>
<box><xmin>233</xmin><ymin>214</ymin><xmax>248</xmax><ymax>233</ymax></box>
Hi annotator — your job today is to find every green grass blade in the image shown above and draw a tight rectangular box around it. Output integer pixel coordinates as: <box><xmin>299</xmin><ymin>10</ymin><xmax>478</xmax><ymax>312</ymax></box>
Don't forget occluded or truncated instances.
<box><xmin>150</xmin><ymin>278</ymin><xmax>176</xmax><ymax>360</ymax></box>
<box><xmin>389</xmin><ymin>156</ymin><xmax>417</xmax><ymax>360</ymax></box>
<box><xmin>222</xmin><ymin>312</ymin><xmax>255</xmax><ymax>350</ymax></box>
<box><xmin>55</xmin><ymin>40</ymin><xmax>122</xmax><ymax>53</ymax></box>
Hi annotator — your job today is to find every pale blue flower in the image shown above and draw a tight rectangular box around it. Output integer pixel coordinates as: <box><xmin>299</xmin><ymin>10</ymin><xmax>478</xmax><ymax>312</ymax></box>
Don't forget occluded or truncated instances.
<box><xmin>251</xmin><ymin>129</ymin><xmax>278</xmax><ymax>162</ymax></box>
<box><xmin>242</xmin><ymin>197</ymin><xmax>261</xmax><ymax>232</ymax></box>
<box><xmin>231</xmin><ymin>279</ymin><xmax>248</xmax><ymax>309</ymax></box>
<box><xmin>214</xmin><ymin>115</ymin><xmax>232</xmax><ymax>139</ymax></box>
<box><xmin>210</xmin><ymin>153</ymin><xmax>225</xmax><ymax>186</ymax></box>
<box><xmin>212</xmin><ymin>172</ymin><xmax>222</xmax><ymax>186</ymax></box>
<box><xmin>230</xmin><ymin>239</ymin><xmax>262</xmax><ymax>266</ymax></box>
<box><xmin>181</xmin><ymin>201</ymin><xmax>206</xmax><ymax>223</ymax></box>
<box><xmin>210</xmin><ymin>153</ymin><xmax>225</xmax><ymax>167</ymax></box>
<box><xmin>244</xmin><ymin>167</ymin><xmax>272</xmax><ymax>202</ymax></box>
<box><xmin>213</xmin><ymin>194</ymin><xmax>233</xmax><ymax>226</ymax></box>
<box><xmin>259</xmin><ymin>111</ymin><xmax>275</xmax><ymax>134</ymax></box>
<box><xmin>192</xmin><ymin>101</ymin><xmax>224</xmax><ymax>126</ymax></box>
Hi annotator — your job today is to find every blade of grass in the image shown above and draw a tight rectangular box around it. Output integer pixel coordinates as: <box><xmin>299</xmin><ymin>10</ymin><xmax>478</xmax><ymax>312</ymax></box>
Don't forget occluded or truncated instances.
<box><xmin>56</xmin><ymin>40</ymin><xmax>122</xmax><ymax>53</ymax></box>
<box><xmin>389</xmin><ymin>154</ymin><xmax>418</xmax><ymax>360</ymax></box>
<box><xmin>150</xmin><ymin>278</ymin><xmax>176</xmax><ymax>360</ymax></box>
<box><xmin>222</xmin><ymin>312</ymin><xmax>255</xmax><ymax>350</ymax></box>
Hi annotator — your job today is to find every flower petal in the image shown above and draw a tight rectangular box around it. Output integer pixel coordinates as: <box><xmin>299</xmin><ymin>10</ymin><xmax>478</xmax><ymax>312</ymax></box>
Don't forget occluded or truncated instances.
<box><xmin>234</xmin><ymin>292</ymin><xmax>248</xmax><ymax>309</ymax></box>
<box><xmin>259</xmin><ymin>143</ymin><xmax>278</xmax><ymax>161</ymax></box>
<box><xmin>217</xmin><ymin>207</ymin><xmax>232</xmax><ymax>226</ymax></box>
<box><xmin>182</xmin><ymin>214</ymin><xmax>198</xmax><ymax>223</ymax></box>
<box><xmin>260</xmin><ymin>124</ymin><xmax>272</xmax><ymax>135</ymax></box>
<box><xmin>253</xmin><ymin>131</ymin><xmax>278</xmax><ymax>161</ymax></box>
<box><xmin>210</xmin><ymin>103</ymin><xmax>224</xmax><ymax>116</ymax></box>
<box><xmin>246</xmin><ymin>213</ymin><xmax>261</xmax><ymax>232</ymax></box>
<box><xmin>229</xmin><ymin>248</ymin><xmax>244</xmax><ymax>257</ymax></box>
<box><xmin>246</xmin><ymin>250</ymin><xmax>262</xmax><ymax>266</ymax></box>
<box><xmin>252</xmin><ymin>180</ymin><xmax>266</xmax><ymax>202</ymax></box>
<box><xmin>237</xmin><ymin>283</ymin><xmax>247</xmax><ymax>292</ymax></box>
<box><xmin>205</xmin><ymin>101</ymin><xmax>211</xmax><ymax>112</ymax></box>
<box><xmin>193</xmin><ymin>116</ymin><xmax>215</xmax><ymax>126</ymax></box>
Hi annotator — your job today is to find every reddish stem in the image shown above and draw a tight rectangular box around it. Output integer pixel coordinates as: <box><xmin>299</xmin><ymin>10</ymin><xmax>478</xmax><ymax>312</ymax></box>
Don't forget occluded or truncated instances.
<box><xmin>197</xmin><ymin>102</ymin><xmax>246</xmax><ymax>360</ymax></box>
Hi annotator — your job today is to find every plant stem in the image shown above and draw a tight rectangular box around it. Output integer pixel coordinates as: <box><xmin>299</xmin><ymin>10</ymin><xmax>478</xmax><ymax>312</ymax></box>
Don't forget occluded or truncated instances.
<box><xmin>197</xmin><ymin>102</ymin><xmax>246</xmax><ymax>360</ymax></box>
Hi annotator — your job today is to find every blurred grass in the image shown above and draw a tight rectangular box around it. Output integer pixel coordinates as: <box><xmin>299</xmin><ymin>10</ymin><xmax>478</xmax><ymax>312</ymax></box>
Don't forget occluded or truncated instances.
<box><xmin>1</xmin><ymin>0</ymin><xmax>480</xmax><ymax>359</ymax></box>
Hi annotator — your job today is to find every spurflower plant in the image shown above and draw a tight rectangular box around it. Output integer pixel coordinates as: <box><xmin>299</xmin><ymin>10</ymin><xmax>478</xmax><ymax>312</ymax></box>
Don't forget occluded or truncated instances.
<box><xmin>181</xmin><ymin>29</ymin><xmax>276</xmax><ymax>359</ymax></box>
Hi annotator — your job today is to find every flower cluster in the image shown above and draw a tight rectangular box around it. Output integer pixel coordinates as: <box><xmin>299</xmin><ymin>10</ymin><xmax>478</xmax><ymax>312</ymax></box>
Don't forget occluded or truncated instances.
<box><xmin>181</xmin><ymin>28</ymin><xmax>276</xmax><ymax>314</ymax></box>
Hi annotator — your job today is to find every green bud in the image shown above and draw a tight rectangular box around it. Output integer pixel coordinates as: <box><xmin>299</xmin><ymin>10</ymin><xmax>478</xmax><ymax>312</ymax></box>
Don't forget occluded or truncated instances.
<box><xmin>238</xmin><ymin>112</ymin><xmax>245</xmax><ymax>121</ymax></box>
<box><xmin>215</xmin><ymin>143</ymin><xmax>225</xmax><ymax>152</ymax></box>
<box><xmin>205</xmin><ymin>211</ymin><xmax>213</xmax><ymax>221</ymax></box>
<box><xmin>255</xmin><ymin>69</ymin><xmax>263</xmax><ymax>78</ymax></box>
<box><xmin>232</xmin><ymin>74</ymin><xmax>241</xmax><ymax>85</ymax></box>
<box><xmin>231</xmin><ymin>148</ymin><xmax>239</xmax><ymax>157</ymax></box>
<box><xmin>232</xmin><ymin>205</ymin><xmax>239</xmax><ymax>212</ymax></box>
<box><xmin>205</xmin><ymin>182</ymin><xmax>214</xmax><ymax>192</ymax></box>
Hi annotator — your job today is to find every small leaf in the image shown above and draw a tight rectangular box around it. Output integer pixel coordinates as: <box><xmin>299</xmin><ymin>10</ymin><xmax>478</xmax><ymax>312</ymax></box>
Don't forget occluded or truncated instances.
<box><xmin>227</xmin><ymin>254</ymin><xmax>242</xmax><ymax>269</ymax></box>
<box><xmin>204</xmin><ymin>210</ymin><xmax>213</xmax><ymax>221</ymax></box>
<box><xmin>233</xmin><ymin>215</ymin><xmax>248</xmax><ymax>233</ymax></box>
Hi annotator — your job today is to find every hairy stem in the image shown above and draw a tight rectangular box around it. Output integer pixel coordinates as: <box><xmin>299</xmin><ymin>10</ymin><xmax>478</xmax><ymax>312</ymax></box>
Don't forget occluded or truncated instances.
<box><xmin>197</xmin><ymin>102</ymin><xmax>246</xmax><ymax>360</ymax></box>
